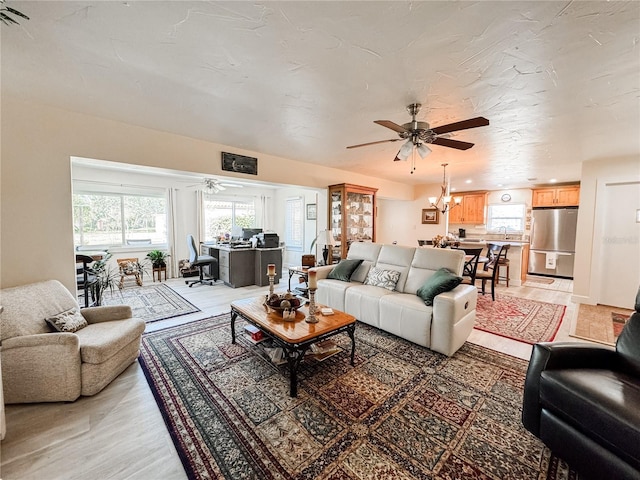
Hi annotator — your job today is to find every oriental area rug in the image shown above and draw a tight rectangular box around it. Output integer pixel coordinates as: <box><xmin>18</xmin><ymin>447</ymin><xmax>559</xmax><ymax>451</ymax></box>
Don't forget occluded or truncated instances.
<box><xmin>101</xmin><ymin>283</ymin><xmax>200</xmax><ymax>323</ymax></box>
<box><xmin>475</xmin><ymin>294</ymin><xmax>565</xmax><ymax>344</ymax></box>
<box><xmin>139</xmin><ymin>313</ymin><xmax>577</xmax><ymax>480</ymax></box>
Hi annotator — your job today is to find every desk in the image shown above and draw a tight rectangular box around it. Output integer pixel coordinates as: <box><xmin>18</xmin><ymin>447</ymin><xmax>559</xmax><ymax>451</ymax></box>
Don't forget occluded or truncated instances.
<box><xmin>200</xmin><ymin>244</ymin><xmax>282</xmax><ymax>288</ymax></box>
<box><xmin>288</xmin><ymin>266</ymin><xmax>310</xmax><ymax>297</ymax></box>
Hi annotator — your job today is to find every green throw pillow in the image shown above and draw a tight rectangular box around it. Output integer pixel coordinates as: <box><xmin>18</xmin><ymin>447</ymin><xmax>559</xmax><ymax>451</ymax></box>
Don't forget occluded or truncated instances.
<box><xmin>416</xmin><ymin>268</ymin><xmax>463</xmax><ymax>306</ymax></box>
<box><xmin>327</xmin><ymin>259</ymin><xmax>364</xmax><ymax>282</ymax></box>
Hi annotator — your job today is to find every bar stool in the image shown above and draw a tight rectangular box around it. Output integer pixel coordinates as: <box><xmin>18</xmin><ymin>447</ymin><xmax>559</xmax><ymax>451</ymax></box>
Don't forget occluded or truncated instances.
<box><xmin>496</xmin><ymin>248</ymin><xmax>510</xmax><ymax>287</ymax></box>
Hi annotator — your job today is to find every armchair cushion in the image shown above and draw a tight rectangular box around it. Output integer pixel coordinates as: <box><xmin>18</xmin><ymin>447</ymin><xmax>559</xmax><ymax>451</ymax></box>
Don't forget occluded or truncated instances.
<box><xmin>45</xmin><ymin>308</ymin><xmax>88</xmax><ymax>333</ymax></box>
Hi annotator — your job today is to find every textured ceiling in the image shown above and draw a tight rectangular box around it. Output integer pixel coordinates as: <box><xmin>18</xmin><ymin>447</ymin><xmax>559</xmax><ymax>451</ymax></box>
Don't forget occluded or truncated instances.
<box><xmin>2</xmin><ymin>1</ymin><xmax>639</xmax><ymax>191</ymax></box>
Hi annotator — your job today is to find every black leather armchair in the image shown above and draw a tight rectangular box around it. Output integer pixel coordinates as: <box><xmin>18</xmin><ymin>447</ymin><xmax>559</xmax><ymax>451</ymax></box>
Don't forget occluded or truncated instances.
<box><xmin>522</xmin><ymin>287</ymin><xmax>640</xmax><ymax>480</ymax></box>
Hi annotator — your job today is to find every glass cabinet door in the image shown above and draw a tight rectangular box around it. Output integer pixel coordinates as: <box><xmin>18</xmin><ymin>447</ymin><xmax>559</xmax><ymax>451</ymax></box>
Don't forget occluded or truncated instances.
<box><xmin>328</xmin><ymin>184</ymin><xmax>377</xmax><ymax>260</ymax></box>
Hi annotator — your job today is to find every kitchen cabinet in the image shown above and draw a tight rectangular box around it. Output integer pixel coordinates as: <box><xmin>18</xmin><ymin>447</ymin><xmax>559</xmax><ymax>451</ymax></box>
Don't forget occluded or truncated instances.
<box><xmin>329</xmin><ymin>183</ymin><xmax>377</xmax><ymax>260</ymax></box>
<box><xmin>532</xmin><ymin>186</ymin><xmax>580</xmax><ymax>207</ymax></box>
<box><xmin>448</xmin><ymin>192</ymin><xmax>487</xmax><ymax>224</ymax></box>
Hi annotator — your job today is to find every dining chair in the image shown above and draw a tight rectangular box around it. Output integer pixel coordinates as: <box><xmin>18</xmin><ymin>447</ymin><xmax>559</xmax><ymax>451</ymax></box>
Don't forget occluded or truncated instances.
<box><xmin>475</xmin><ymin>243</ymin><xmax>510</xmax><ymax>301</ymax></box>
<box><xmin>456</xmin><ymin>247</ymin><xmax>483</xmax><ymax>286</ymax></box>
<box><xmin>75</xmin><ymin>254</ymin><xmax>98</xmax><ymax>308</ymax></box>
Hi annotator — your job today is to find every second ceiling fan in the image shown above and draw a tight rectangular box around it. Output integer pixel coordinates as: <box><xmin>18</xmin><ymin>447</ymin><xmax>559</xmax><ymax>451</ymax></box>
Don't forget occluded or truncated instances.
<box><xmin>347</xmin><ymin>103</ymin><xmax>489</xmax><ymax>162</ymax></box>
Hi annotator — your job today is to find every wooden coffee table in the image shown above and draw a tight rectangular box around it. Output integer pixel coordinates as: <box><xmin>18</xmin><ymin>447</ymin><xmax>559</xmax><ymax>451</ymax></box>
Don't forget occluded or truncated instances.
<box><xmin>230</xmin><ymin>297</ymin><xmax>356</xmax><ymax>397</ymax></box>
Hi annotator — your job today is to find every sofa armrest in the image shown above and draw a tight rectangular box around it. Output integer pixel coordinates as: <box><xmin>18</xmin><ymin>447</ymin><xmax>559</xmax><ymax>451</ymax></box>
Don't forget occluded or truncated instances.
<box><xmin>311</xmin><ymin>265</ymin><xmax>333</xmax><ymax>280</ymax></box>
<box><xmin>433</xmin><ymin>284</ymin><xmax>477</xmax><ymax>324</ymax></box>
<box><xmin>1</xmin><ymin>333</ymin><xmax>82</xmax><ymax>403</ymax></box>
<box><xmin>81</xmin><ymin>305</ymin><xmax>133</xmax><ymax>324</ymax></box>
<box><xmin>522</xmin><ymin>342</ymin><xmax>617</xmax><ymax>435</ymax></box>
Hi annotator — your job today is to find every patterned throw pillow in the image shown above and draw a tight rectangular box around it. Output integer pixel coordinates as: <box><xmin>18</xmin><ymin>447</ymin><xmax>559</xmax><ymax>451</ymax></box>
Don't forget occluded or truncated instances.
<box><xmin>45</xmin><ymin>308</ymin><xmax>88</xmax><ymax>333</ymax></box>
<box><xmin>364</xmin><ymin>267</ymin><xmax>401</xmax><ymax>291</ymax></box>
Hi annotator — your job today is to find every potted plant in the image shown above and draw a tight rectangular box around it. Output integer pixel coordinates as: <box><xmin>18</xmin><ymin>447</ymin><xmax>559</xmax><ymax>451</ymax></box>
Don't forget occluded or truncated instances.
<box><xmin>146</xmin><ymin>250</ymin><xmax>170</xmax><ymax>268</ymax></box>
<box><xmin>87</xmin><ymin>251</ymin><xmax>119</xmax><ymax>306</ymax></box>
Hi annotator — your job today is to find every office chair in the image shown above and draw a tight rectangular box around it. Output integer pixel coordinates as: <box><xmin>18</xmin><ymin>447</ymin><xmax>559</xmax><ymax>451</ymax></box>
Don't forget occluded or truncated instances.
<box><xmin>185</xmin><ymin>234</ymin><xmax>218</xmax><ymax>287</ymax></box>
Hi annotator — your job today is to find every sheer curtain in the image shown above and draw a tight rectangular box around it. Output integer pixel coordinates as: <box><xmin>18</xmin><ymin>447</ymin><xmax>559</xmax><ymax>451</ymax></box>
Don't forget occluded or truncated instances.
<box><xmin>166</xmin><ymin>188</ymin><xmax>179</xmax><ymax>277</ymax></box>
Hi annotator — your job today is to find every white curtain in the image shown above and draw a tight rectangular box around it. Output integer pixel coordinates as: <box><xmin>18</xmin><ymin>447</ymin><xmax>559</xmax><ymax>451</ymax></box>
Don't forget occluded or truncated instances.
<box><xmin>260</xmin><ymin>194</ymin><xmax>269</xmax><ymax>230</ymax></box>
<box><xmin>167</xmin><ymin>188</ymin><xmax>179</xmax><ymax>278</ymax></box>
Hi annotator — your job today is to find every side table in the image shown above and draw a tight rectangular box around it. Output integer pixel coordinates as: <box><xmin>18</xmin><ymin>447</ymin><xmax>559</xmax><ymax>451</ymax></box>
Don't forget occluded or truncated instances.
<box><xmin>153</xmin><ymin>266</ymin><xmax>167</xmax><ymax>282</ymax></box>
<box><xmin>288</xmin><ymin>266</ymin><xmax>310</xmax><ymax>297</ymax></box>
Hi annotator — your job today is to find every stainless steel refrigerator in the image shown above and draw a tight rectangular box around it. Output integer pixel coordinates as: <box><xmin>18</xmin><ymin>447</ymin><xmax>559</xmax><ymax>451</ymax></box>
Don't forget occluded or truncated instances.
<box><xmin>528</xmin><ymin>207</ymin><xmax>578</xmax><ymax>278</ymax></box>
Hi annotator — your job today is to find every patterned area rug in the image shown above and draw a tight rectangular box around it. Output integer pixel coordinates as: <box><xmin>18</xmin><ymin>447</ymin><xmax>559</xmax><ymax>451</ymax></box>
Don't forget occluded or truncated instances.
<box><xmin>101</xmin><ymin>283</ymin><xmax>200</xmax><ymax>323</ymax></box>
<box><xmin>571</xmin><ymin>303</ymin><xmax>634</xmax><ymax>346</ymax></box>
<box><xmin>475</xmin><ymin>294</ymin><xmax>565</xmax><ymax>344</ymax></box>
<box><xmin>140</xmin><ymin>313</ymin><xmax>577</xmax><ymax>479</ymax></box>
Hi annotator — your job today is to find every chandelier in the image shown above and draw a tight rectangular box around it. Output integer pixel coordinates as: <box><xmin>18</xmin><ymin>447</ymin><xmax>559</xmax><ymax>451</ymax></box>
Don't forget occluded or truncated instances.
<box><xmin>428</xmin><ymin>163</ymin><xmax>462</xmax><ymax>214</ymax></box>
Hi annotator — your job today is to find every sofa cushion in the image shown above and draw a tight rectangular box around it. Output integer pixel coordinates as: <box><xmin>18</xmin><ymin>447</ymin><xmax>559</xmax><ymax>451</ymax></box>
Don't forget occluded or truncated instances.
<box><xmin>416</xmin><ymin>268</ymin><xmax>462</xmax><ymax>306</ymax></box>
<box><xmin>46</xmin><ymin>308</ymin><xmax>88</xmax><ymax>333</ymax></box>
<box><xmin>346</xmin><ymin>242</ymin><xmax>383</xmax><ymax>283</ymax></box>
<box><xmin>540</xmin><ymin>369</ymin><xmax>640</xmax><ymax>470</ymax></box>
<box><xmin>375</xmin><ymin>245</ymin><xmax>416</xmax><ymax>292</ymax></box>
<box><xmin>327</xmin><ymin>259</ymin><xmax>364</xmax><ymax>282</ymax></box>
<box><xmin>364</xmin><ymin>267</ymin><xmax>401</xmax><ymax>291</ymax></box>
<box><xmin>405</xmin><ymin>248</ymin><xmax>465</xmax><ymax>294</ymax></box>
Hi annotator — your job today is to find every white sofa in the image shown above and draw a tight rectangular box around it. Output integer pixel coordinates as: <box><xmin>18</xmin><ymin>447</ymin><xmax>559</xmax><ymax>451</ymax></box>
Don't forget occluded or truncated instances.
<box><xmin>314</xmin><ymin>243</ymin><xmax>477</xmax><ymax>356</ymax></box>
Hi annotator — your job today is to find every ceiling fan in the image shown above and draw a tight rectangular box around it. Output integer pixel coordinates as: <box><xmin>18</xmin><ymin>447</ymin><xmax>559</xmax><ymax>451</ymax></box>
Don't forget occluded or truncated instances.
<box><xmin>186</xmin><ymin>178</ymin><xmax>242</xmax><ymax>194</ymax></box>
<box><xmin>346</xmin><ymin>103</ymin><xmax>489</xmax><ymax>163</ymax></box>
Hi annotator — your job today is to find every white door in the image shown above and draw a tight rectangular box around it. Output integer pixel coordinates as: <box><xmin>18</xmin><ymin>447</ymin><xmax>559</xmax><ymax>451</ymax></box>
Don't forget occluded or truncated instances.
<box><xmin>598</xmin><ymin>181</ymin><xmax>640</xmax><ymax>308</ymax></box>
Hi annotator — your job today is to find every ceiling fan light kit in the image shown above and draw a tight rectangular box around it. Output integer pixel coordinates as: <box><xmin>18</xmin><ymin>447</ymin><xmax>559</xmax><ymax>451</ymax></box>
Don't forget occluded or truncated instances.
<box><xmin>347</xmin><ymin>103</ymin><xmax>489</xmax><ymax>173</ymax></box>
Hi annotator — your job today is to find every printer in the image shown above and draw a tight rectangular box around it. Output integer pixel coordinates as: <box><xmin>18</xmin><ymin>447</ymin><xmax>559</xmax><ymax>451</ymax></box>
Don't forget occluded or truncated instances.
<box><xmin>255</xmin><ymin>233</ymin><xmax>279</xmax><ymax>248</ymax></box>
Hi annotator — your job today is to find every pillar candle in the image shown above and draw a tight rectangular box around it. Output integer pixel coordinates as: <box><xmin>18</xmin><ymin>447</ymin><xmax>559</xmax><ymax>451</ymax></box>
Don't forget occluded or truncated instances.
<box><xmin>308</xmin><ymin>270</ymin><xmax>317</xmax><ymax>289</ymax></box>
<box><xmin>267</xmin><ymin>264</ymin><xmax>276</xmax><ymax>276</ymax></box>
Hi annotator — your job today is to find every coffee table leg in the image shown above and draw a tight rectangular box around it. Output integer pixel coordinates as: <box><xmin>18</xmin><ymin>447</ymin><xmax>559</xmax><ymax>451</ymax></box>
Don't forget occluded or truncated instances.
<box><xmin>347</xmin><ymin>325</ymin><xmax>356</xmax><ymax>366</ymax></box>
<box><xmin>230</xmin><ymin>309</ymin><xmax>238</xmax><ymax>344</ymax></box>
<box><xmin>284</xmin><ymin>347</ymin><xmax>308</xmax><ymax>397</ymax></box>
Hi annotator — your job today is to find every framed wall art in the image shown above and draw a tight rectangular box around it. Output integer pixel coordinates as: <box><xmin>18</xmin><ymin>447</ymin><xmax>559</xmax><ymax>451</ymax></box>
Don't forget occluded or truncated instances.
<box><xmin>421</xmin><ymin>208</ymin><xmax>439</xmax><ymax>224</ymax></box>
<box><xmin>306</xmin><ymin>204</ymin><xmax>317</xmax><ymax>220</ymax></box>
<box><xmin>221</xmin><ymin>152</ymin><xmax>258</xmax><ymax>175</ymax></box>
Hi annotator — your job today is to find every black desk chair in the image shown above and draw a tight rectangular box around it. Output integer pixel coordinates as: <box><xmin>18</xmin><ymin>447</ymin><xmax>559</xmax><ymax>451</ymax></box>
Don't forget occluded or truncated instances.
<box><xmin>76</xmin><ymin>254</ymin><xmax>97</xmax><ymax>307</ymax></box>
<box><xmin>185</xmin><ymin>235</ymin><xmax>218</xmax><ymax>287</ymax></box>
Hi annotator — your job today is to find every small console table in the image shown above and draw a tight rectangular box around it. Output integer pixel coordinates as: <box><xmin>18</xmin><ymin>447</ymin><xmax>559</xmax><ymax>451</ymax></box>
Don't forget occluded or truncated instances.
<box><xmin>288</xmin><ymin>266</ymin><xmax>310</xmax><ymax>297</ymax></box>
<box><xmin>152</xmin><ymin>266</ymin><xmax>167</xmax><ymax>282</ymax></box>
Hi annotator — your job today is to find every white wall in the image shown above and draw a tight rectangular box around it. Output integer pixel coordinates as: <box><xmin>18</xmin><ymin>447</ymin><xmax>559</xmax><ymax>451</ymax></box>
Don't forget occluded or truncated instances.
<box><xmin>573</xmin><ymin>156</ymin><xmax>640</xmax><ymax>307</ymax></box>
<box><xmin>1</xmin><ymin>97</ymin><xmax>410</xmax><ymax>293</ymax></box>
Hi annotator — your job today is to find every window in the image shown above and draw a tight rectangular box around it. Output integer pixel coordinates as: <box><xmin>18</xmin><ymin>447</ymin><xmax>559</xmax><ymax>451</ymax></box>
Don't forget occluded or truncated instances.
<box><xmin>487</xmin><ymin>204</ymin><xmax>526</xmax><ymax>233</ymax></box>
<box><xmin>73</xmin><ymin>192</ymin><xmax>167</xmax><ymax>247</ymax></box>
<box><xmin>203</xmin><ymin>196</ymin><xmax>256</xmax><ymax>241</ymax></box>
<box><xmin>285</xmin><ymin>197</ymin><xmax>303</xmax><ymax>250</ymax></box>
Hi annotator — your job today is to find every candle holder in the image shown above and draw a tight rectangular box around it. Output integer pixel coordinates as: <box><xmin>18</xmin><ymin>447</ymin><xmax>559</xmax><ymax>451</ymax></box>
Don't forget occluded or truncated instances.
<box><xmin>268</xmin><ymin>273</ymin><xmax>275</xmax><ymax>296</ymax></box>
<box><xmin>305</xmin><ymin>288</ymin><xmax>318</xmax><ymax>323</ymax></box>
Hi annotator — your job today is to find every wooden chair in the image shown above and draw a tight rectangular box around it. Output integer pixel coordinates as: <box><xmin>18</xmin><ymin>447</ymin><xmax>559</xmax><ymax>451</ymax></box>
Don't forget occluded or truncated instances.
<box><xmin>456</xmin><ymin>247</ymin><xmax>483</xmax><ymax>286</ymax></box>
<box><xmin>76</xmin><ymin>254</ymin><xmax>98</xmax><ymax>308</ymax></box>
<box><xmin>475</xmin><ymin>244</ymin><xmax>510</xmax><ymax>301</ymax></box>
<box><xmin>117</xmin><ymin>258</ymin><xmax>143</xmax><ymax>289</ymax></box>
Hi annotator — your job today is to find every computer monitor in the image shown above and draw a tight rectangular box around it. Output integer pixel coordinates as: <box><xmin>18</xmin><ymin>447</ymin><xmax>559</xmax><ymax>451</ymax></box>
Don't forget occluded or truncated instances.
<box><xmin>242</xmin><ymin>228</ymin><xmax>263</xmax><ymax>240</ymax></box>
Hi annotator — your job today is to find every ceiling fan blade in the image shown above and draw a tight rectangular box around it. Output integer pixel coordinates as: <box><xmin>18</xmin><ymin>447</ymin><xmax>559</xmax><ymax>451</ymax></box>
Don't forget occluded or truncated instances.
<box><xmin>374</xmin><ymin>120</ymin><xmax>410</xmax><ymax>134</ymax></box>
<box><xmin>431</xmin><ymin>117</ymin><xmax>489</xmax><ymax>135</ymax></box>
<box><xmin>346</xmin><ymin>138</ymin><xmax>402</xmax><ymax>149</ymax></box>
<box><xmin>431</xmin><ymin>137</ymin><xmax>475</xmax><ymax>150</ymax></box>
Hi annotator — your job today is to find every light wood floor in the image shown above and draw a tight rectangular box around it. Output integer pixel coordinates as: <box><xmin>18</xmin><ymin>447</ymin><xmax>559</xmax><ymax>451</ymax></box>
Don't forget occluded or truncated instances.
<box><xmin>0</xmin><ymin>275</ymin><xmax>581</xmax><ymax>480</ymax></box>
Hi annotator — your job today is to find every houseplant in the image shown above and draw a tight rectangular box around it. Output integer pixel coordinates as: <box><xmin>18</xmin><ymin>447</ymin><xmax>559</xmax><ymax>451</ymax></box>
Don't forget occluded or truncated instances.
<box><xmin>87</xmin><ymin>251</ymin><xmax>119</xmax><ymax>306</ymax></box>
<box><xmin>146</xmin><ymin>250</ymin><xmax>170</xmax><ymax>268</ymax></box>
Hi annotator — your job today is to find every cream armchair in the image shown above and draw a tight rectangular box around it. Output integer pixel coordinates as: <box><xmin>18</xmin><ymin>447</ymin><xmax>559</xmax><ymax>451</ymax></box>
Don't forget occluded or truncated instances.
<box><xmin>0</xmin><ymin>280</ymin><xmax>145</xmax><ymax>403</ymax></box>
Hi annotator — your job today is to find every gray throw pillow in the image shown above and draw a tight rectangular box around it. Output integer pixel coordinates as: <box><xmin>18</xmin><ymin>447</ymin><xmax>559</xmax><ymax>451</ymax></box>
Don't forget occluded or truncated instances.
<box><xmin>416</xmin><ymin>268</ymin><xmax>463</xmax><ymax>306</ymax></box>
<box><xmin>327</xmin><ymin>259</ymin><xmax>364</xmax><ymax>282</ymax></box>
<box><xmin>46</xmin><ymin>308</ymin><xmax>88</xmax><ymax>333</ymax></box>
